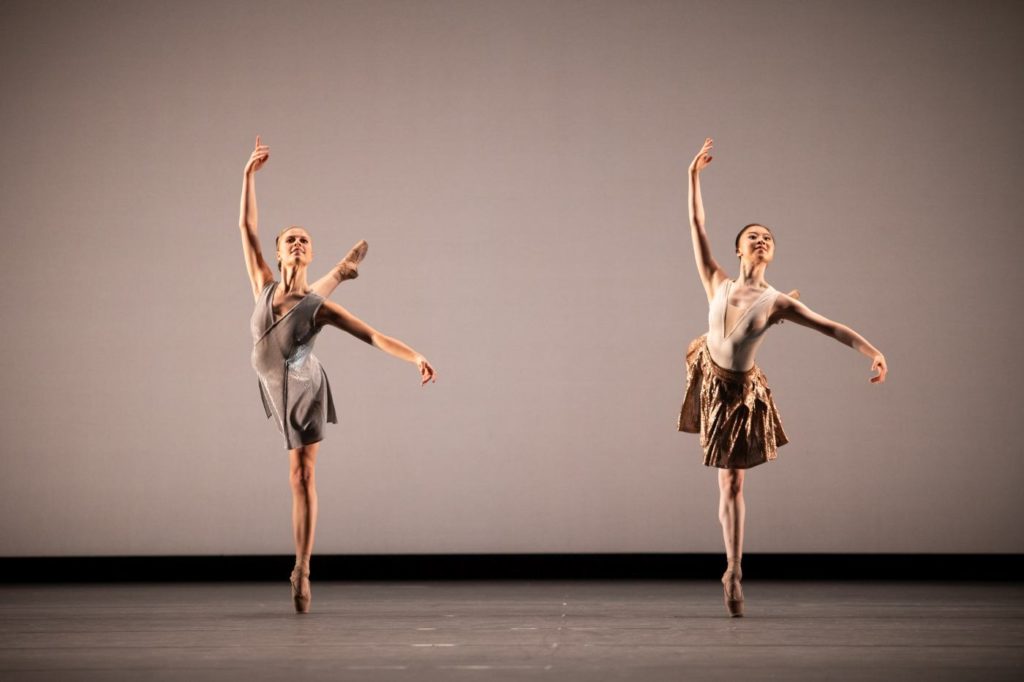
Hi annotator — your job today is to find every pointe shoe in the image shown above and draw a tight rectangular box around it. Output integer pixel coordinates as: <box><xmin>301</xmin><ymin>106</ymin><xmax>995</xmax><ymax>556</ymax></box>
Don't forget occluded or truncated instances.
<box><xmin>290</xmin><ymin>566</ymin><xmax>312</xmax><ymax>614</ymax></box>
<box><xmin>722</xmin><ymin>565</ymin><xmax>744</xmax><ymax>617</ymax></box>
<box><xmin>337</xmin><ymin>240</ymin><xmax>369</xmax><ymax>281</ymax></box>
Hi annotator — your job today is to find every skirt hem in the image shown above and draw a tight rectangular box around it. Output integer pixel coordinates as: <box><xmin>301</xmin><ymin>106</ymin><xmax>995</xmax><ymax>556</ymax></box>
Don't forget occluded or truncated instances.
<box><xmin>678</xmin><ymin>334</ymin><xmax>788</xmax><ymax>469</ymax></box>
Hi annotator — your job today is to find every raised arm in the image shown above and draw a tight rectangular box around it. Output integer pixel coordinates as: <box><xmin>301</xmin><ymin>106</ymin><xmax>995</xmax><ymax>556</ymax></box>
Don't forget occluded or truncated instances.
<box><xmin>689</xmin><ymin>138</ymin><xmax>728</xmax><ymax>301</ymax></box>
<box><xmin>239</xmin><ymin>136</ymin><xmax>275</xmax><ymax>300</ymax></box>
<box><xmin>315</xmin><ymin>299</ymin><xmax>437</xmax><ymax>386</ymax></box>
<box><xmin>772</xmin><ymin>294</ymin><xmax>888</xmax><ymax>384</ymax></box>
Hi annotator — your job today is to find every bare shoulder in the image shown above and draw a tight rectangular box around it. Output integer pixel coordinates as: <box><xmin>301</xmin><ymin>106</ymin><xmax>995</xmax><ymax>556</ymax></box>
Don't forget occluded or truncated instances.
<box><xmin>314</xmin><ymin>297</ymin><xmax>367</xmax><ymax>326</ymax></box>
<box><xmin>314</xmin><ymin>297</ymin><xmax>376</xmax><ymax>343</ymax></box>
<box><xmin>768</xmin><ymin>289</ymin><xmax>799</xmax><ymax>323</ymax></box>
<box><xmin>314</xmin><ymin>297</ymin><xmax>349</xmax><ymax>324</ymax></box>
<box><xmin>771</xmin><ymin>292</ymin><xmax>835</xmax><ymax>333</ymax></box>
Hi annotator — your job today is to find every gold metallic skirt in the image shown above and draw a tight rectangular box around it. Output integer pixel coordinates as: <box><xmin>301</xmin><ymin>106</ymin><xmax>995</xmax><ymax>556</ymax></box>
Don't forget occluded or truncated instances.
<box><xmin>678</xmin><ymin>335</ymin><xmax>788</xmax><ymax>469</ymax></box>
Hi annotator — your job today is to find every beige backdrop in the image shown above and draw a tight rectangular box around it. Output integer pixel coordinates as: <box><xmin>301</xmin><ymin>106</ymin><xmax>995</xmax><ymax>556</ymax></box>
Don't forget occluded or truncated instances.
<box><xmin>1</xmin><ymin>0</ymin><xmax>1021</xmax><ymax>556</ymax></box>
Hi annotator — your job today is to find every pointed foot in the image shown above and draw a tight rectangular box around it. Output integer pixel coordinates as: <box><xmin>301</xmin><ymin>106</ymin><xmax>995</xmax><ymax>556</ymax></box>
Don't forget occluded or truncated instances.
<box><xmin>290</xmin><ymin>567</ymin><xmax>312</xmax><ymax>614</ymax></box>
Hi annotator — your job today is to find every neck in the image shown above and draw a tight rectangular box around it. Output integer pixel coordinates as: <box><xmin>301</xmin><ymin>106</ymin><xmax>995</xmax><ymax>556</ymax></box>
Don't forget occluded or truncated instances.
<box><xmin>280</xmin><ymin>264</ymin><xmax>309</xmax><ymax>292</ymax></box>
<box><xmin>736</xmin><ymin>260</ymin><xmax>769</xmax><ymax>288</ymax></box>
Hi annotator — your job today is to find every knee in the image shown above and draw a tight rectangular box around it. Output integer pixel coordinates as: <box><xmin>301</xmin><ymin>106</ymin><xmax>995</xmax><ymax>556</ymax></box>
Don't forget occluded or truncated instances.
<box><xmin>290</xmin><ymin>465</ymin><xmax>315</xmax><ymax>493</ymax></box>
<box><xmin>720</xmin><ymin>472</ymin><xmax>744</xmax><ymax>498</ymax></box>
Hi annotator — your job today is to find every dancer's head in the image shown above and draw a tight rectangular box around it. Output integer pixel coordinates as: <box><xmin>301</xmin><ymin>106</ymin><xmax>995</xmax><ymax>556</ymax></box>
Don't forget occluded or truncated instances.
<box><xmin>275</xmin><ymin>226</ymin><xmax>313</xmax><ymax>272</ymax></box>
<box><xmin>735</xmin><ymin>223</ymin><xmax>774</xmax><ymax>265</ymax></box>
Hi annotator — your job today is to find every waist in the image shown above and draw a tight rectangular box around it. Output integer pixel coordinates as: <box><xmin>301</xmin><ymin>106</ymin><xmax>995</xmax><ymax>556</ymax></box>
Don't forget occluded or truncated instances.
<box><xmin>701</xmin><ymin>337</ymin><xmax>759</xmax><ymax>381</ymax></box>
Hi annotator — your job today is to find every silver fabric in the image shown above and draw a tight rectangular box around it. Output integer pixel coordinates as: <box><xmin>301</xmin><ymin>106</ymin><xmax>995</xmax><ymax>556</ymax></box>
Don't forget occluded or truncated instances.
<box><xmin>250</xmin><ymin>281</ymin><xmax>337</xmax><ymax>450</ymax></box>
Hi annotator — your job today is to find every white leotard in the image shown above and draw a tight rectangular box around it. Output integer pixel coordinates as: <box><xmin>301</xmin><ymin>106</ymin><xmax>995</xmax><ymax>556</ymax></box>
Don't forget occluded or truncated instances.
<box><xmin>706</xmin><ymin>279</ymin><xmax>780</xmax><ymax>372</ymax></box>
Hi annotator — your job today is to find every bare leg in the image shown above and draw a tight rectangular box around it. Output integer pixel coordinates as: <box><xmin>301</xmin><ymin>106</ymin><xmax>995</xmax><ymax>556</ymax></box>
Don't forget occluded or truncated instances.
<box><xmin>289</xmin><ymin>442</ymin><xmax>319</xmax><ymax>613</ymax></box>
<box><xmin>718</xmin><ymin>468</ymin><xmax>745</xmax><ymax>616</ymax></box>
<box><xmin>311</xmin><ymin>240</ymin><xmax>369</xmax><ymax>299</ymax></box>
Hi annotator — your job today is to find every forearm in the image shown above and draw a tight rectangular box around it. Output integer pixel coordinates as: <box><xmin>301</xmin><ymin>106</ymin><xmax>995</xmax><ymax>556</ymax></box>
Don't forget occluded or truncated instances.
<box><xmin>689</xmin><ymin>169</ymin><xmax>706</xmax><ymax>228</ymax></box>
<box><xmin>371</xmin><ymin>333</ymin><xmax>421</xmax><ymax>364</ymax></box>
<box><xmin>831</xmin><ymin>323</ymin><xmax>879</xmax><ymax>358</ymax></box>
<box><xmin>239</xmin><ymin>172</ymin><xmax>258</xmax><ymax>232</ymax></box>
<box><xmin>689</xmin><ymin>170</ymin><xmax>717</xmax><ymax>278</ymax></box>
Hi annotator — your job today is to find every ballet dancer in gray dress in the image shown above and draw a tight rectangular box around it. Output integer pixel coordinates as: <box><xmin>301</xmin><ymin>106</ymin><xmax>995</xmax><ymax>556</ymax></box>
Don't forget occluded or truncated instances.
<box><xmin>239</xmin><ymin>136</ymin><xmax>436</xmax><ymax>613</ymax></box>
<box><xmin>680</xmin><ymin>138</ymin><xmax>887</xmax><ymax>616</ymax></box>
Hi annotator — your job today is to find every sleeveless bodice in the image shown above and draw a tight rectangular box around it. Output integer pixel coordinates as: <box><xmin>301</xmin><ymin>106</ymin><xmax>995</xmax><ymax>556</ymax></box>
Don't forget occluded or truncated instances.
<box><xmin>706</xmin><ymin>279</ymin><xmax>779</xmax><ymax>372</ymax></box>
<box><xmin>250</xmin><ymin>281</ymin><xmax>337</xmax><ymax>449</ymax></box>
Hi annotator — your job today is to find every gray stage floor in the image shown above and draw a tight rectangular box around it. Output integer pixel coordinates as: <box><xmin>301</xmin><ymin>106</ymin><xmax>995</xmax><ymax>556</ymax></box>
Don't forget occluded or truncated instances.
<box><xmin>1</xmin><ymin>581</ymin><xmax>1022</xmax><ymax>681</ymax></box>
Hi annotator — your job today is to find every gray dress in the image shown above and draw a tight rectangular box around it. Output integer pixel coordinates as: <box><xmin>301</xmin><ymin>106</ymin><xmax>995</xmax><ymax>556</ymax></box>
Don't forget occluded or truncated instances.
<box><xmin>250</xmin><ymin>281</ymin><xmax>337</xmax><ymax>449</ymax></box>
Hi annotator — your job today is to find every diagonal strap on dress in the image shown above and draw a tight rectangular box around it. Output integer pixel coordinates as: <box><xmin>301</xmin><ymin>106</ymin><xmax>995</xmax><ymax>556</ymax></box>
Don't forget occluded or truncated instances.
<box><xmin>250</xmin><ymin>281</ymin><xmax>337</xmax><ymax>450</ymax></box>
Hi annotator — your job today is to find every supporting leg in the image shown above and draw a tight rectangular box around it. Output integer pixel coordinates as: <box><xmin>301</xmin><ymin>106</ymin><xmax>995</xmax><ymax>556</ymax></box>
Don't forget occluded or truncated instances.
<box><xmin>718</xmin><ymin>467</ymin><xmax>746</xmax><ymax>616</ymax></box>
<box><xmin>288</xmin><ymin>442</ymin><xmax>319</xmax><ymax>613</ymax></box>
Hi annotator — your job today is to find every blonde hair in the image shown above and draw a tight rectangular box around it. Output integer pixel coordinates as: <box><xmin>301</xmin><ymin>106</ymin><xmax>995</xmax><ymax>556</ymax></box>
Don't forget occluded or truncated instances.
<box><xmin>274</xmin><ymin>225</ymin><xmax>311</xmax><ymax>271</ymax></box>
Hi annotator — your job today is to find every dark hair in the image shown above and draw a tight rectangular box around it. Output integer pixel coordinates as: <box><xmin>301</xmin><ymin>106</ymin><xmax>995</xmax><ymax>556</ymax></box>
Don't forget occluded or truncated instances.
<box><xmin>734</xmin><ymin>223</ymin><xmax>774</xmax><ymax>252</ymax></box>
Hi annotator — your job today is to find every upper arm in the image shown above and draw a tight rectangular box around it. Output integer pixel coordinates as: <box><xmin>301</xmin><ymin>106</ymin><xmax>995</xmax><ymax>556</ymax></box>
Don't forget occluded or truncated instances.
<box><xmin>702</xmin><ymin>267</ymin><xmax>729</xmax><ymax>303</ymax></box>
<box><xmin>772</xmin><ymin>294</ymin><xmax>837</xmax><ymax>337</ymax></box>
<box><xmin>315</xmin><ymin>298</ymin><xmax>377</xmax><ymax>344</ymax></box>
<box><xmin>240</xmin><ymin>227</ymin><xmax>275</xmax><ymax>299</ymax></box>
<box><xmin>691</xmin><ymin>223</ymin><xmax>728</xmax><ymax>302</ymax></box>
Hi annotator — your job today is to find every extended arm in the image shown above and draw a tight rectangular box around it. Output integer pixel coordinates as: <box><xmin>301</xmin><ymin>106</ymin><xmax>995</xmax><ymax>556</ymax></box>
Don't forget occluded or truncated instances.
<box><xmin>773</xmin><ymin>294</ymin><xmax>888</xmax><ymax>383</ymax></box>
<box><xmin>239</xmin><ymin>136</ymin><xmax>275</xmax><ymax>299</ymax></box>
<box><xmin>316</xmin><ymin>299</ymin><xmax>437</xmax><ymax>385</ymax></box>
<box><xmin>689</xmin><ymin>138</ymin><xmax>728</xmax><ymax>301</ymax></box>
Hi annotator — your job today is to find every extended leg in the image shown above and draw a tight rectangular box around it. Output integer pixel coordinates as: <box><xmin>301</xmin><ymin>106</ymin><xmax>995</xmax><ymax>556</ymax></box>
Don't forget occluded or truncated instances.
<box><xmin>311</xmin><ymin>240</ymin><xmax>369</xmax><ymax>298</ymax></box>
<box><xmin>337</xmin><ymin>239</ymin><xmax>368</xmax><ymax>280</ymax></box>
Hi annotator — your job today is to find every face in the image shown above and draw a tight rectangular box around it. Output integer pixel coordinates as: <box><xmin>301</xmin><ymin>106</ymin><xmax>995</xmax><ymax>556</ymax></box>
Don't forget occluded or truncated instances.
<box><xmin>736</xmin><ymin>225</ymin><xmax>774</xmax><ymax>264</ymax></box>
<box><xmin>277</xmin><ymin>228</ymin><xmax>313</xmax><ymax>270</ymax></box>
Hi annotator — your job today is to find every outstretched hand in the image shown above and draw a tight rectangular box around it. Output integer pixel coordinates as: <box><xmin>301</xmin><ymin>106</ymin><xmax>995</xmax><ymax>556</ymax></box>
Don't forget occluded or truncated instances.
<box><xmin>870</xmin><ymin>354</ymin><xmax>888</xmax><ymax>384</ymax></box>
<box><xmin>245</xmin><ymin>135</ymin><xmax>270</xmax><ymax>175</ymax></box>
<box><xmin>417</xmin><ymin>357</ymin><xmax>437</xmax><ymax>386</ymax></box>
<box><xmin>689</xmin><ymin>137</ymin><xmax>713</xmax><ymax>173</ymax></box>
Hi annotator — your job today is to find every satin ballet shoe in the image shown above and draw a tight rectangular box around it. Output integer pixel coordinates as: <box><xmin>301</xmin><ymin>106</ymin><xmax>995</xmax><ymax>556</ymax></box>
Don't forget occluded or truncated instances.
<box><xmin>337</xmin><ymin>240</ymin><xmax>369</xmax><ymax>281</ymax></box>
<box><xmin>290</xmin><ymin>566</ymin><xmax>312</xmax><ymax>614</ymax></box>
<box><xmin>722</xmin><ymin>564</ymin><xmax>744</xmax><ymax>618</ymax></box>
